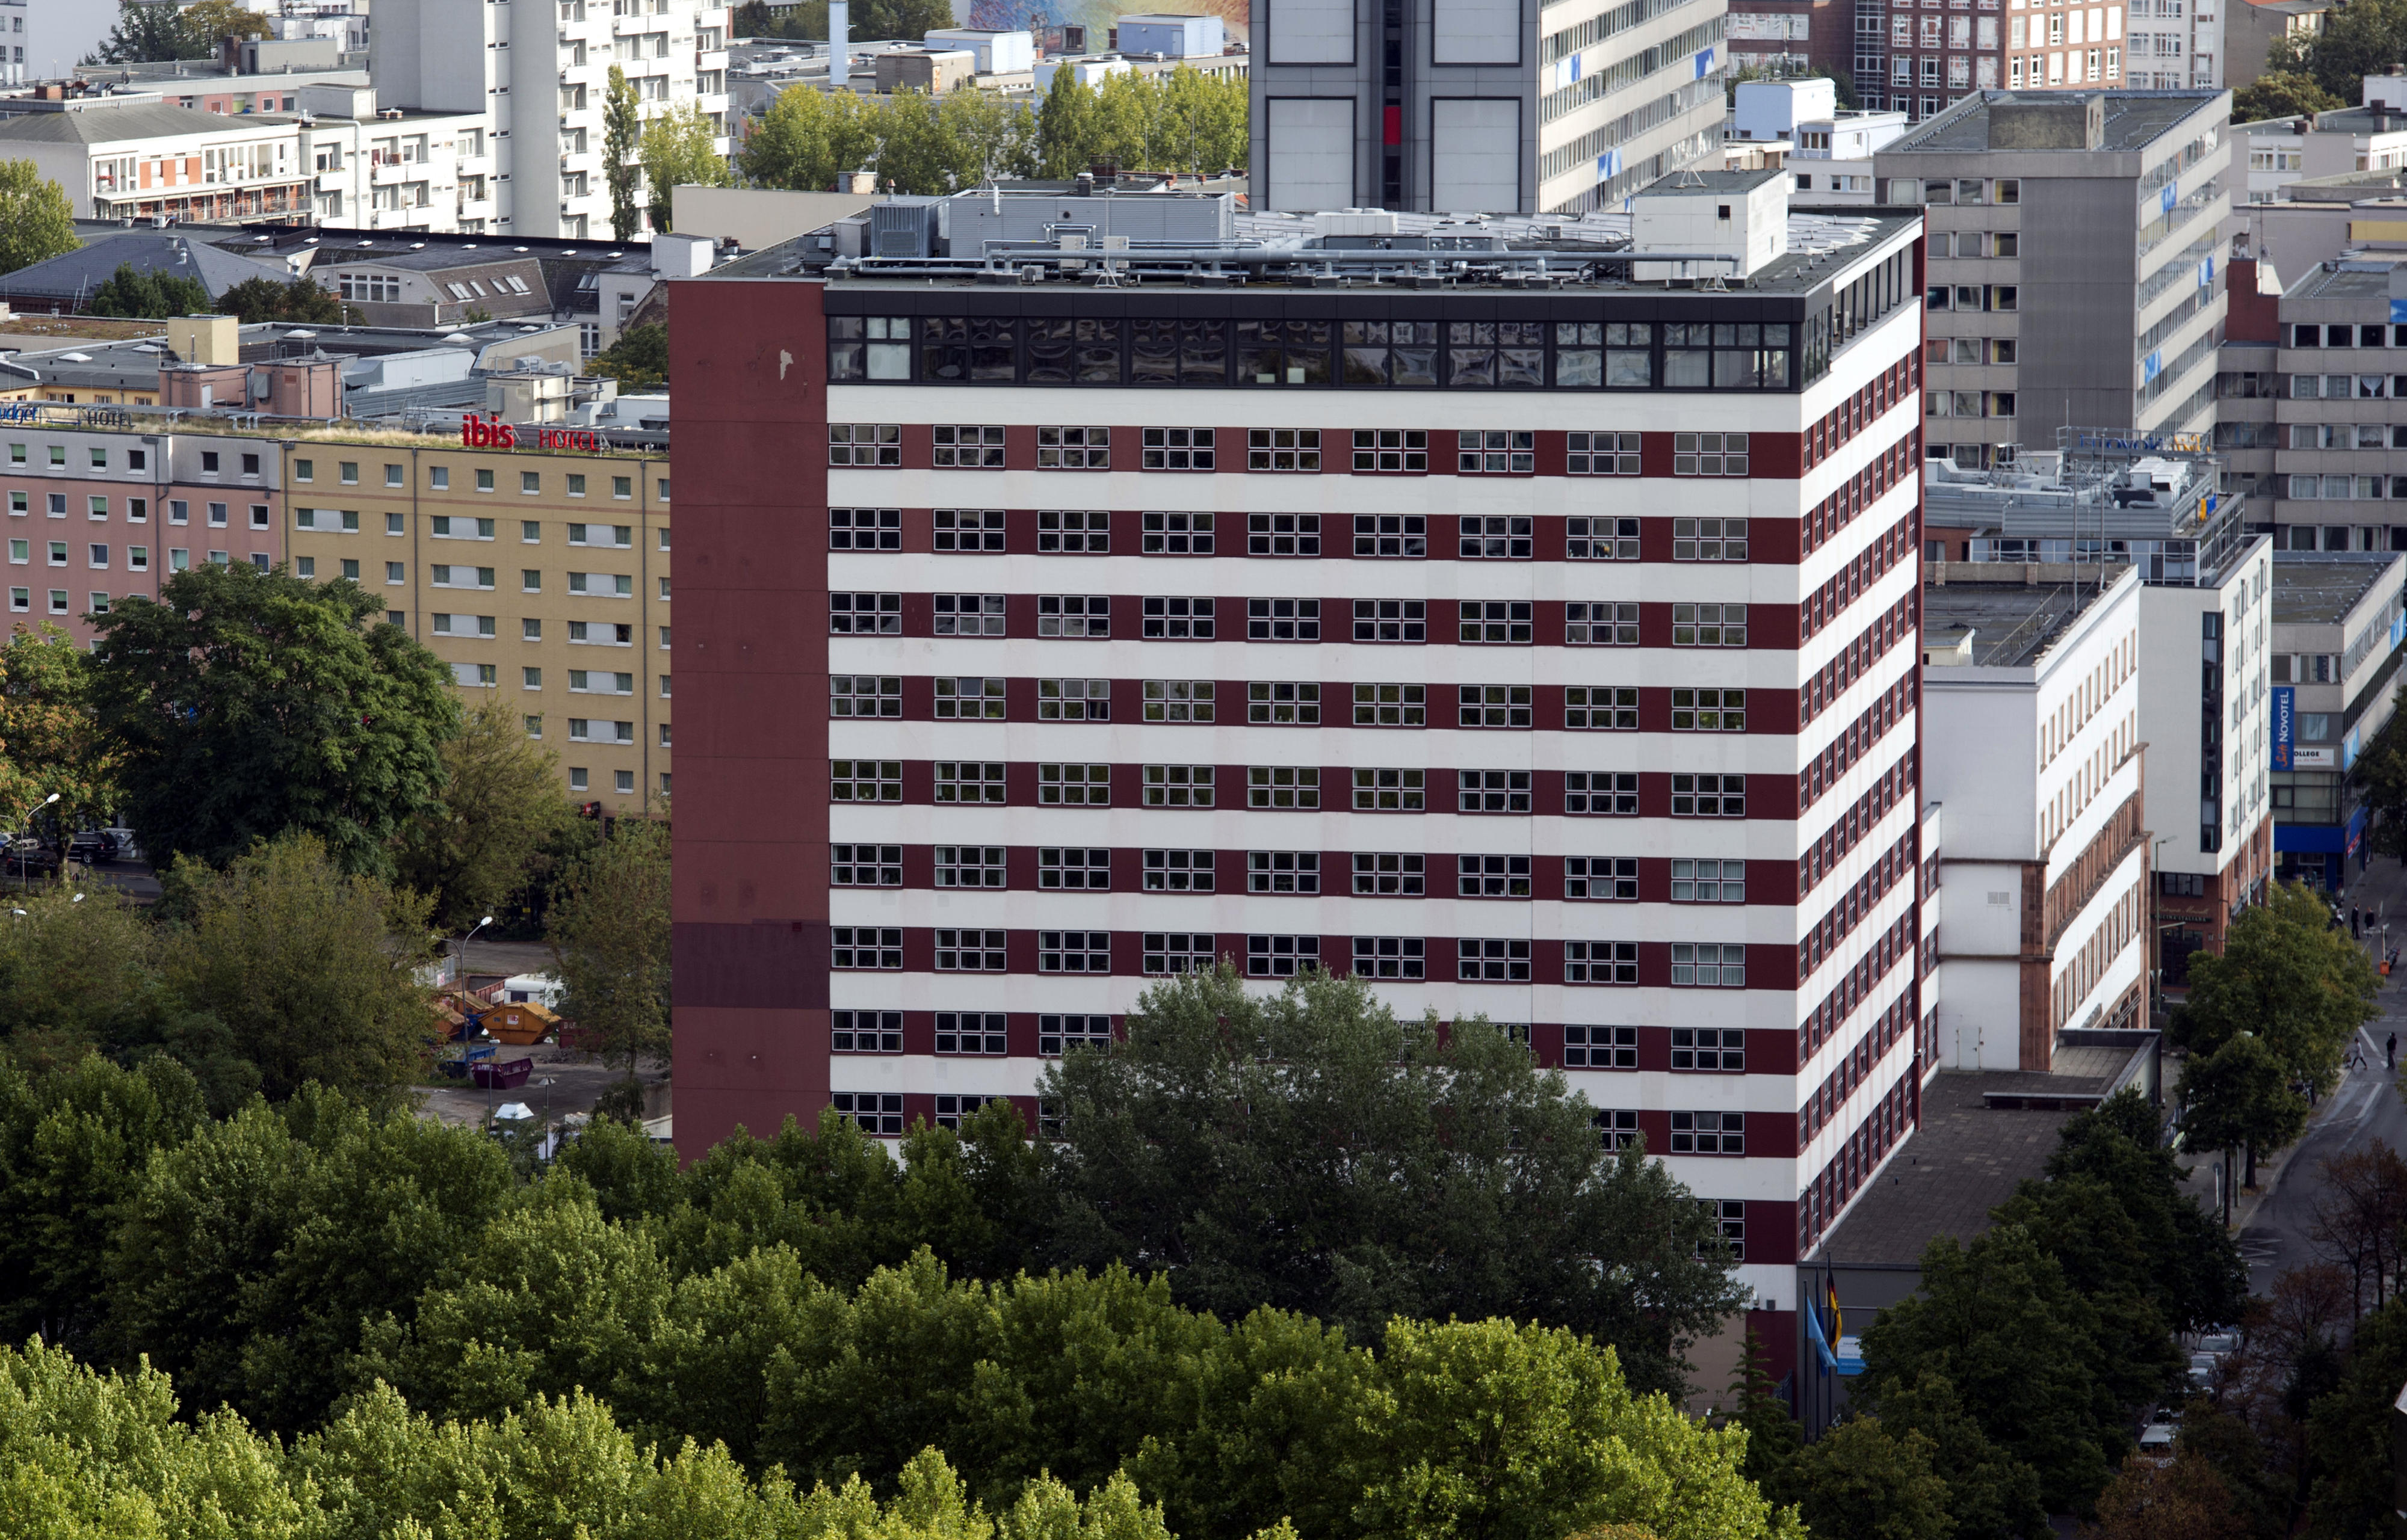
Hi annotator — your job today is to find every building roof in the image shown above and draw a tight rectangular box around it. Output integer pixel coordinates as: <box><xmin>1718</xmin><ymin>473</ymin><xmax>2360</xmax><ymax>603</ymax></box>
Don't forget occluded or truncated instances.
<box><xmin>0</xmin><ymin>100</ymin><xmax>276</xmax><ymax>144</ymax></box>
<box><xmin>2271</xmin><ymin>551</ymin><xmax>2403</xmax><ymax>624</ymax></box>
<box><xmin>1816</xmin><ymin>1071</ymin><xmax>2098</xmax><ymax>1267</ymax></box>
<box><xmin>1921</xmin><ymin>581</ymin><xmax>2116</xmax><ymax>668</ymax></box>
<box><xmin>2282</xmin><ymin>258</ymin><xmax>2405</xmax><ymax>301</ymax></box>
<box><xmin>1882</xmin><ymin>89</ymin><xmax>2226</xmax><ymax>156</ymax></box>
<box><xmin>1637</xmin><ymin>166</ymin><xmax>1789</xmax><ymax>194</ymax></box>
<box><xmin>0</xmin><ymin>232</ymin><xmax>282</xmax><ymax>306</ymax></box>
<box><xmin>2310</xmin><ymin>105</ymin><xmax>2407</xmax><ymax>135</ymax></box>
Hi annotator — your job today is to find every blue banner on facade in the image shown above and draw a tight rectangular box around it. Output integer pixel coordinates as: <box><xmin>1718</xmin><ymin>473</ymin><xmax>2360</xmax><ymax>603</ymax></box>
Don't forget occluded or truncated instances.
<box><xmin>2272</xmin><ymin>685</ymin><xmax>2295</xmax><ymax>772</ymax></box>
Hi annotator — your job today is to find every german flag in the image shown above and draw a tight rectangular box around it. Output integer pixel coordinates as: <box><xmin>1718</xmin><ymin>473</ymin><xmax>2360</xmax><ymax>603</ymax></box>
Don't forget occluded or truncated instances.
<box><xmin>1824</xmin><ymin>1275</ymin><xmax>1843</xmax><ymax>1344</ymax></box>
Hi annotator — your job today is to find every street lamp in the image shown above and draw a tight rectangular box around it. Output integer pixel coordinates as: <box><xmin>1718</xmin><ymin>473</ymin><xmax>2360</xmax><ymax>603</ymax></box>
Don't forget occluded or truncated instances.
<box><xmin>8</xmin><ymin>791</ymin><xmax>58</xmax><ymax>890</ymax></box>
<box><xmin>456</xmin><ymin>914</ymin><xmax>495</xmax><ymax>994</ymax></box>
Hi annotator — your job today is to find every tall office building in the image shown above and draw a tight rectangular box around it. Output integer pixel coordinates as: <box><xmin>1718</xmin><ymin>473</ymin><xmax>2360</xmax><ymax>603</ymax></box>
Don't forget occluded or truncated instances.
<box><xmin>672</xmin><ymin>177</ymin><xmax>1927</xmax><ymax>1384</ymax></box>
<box><xmin>1249</xmin><ymin>0</ymin><xmax>1728</xmax><ymax>214</ymax></box>
<box><xmin>371</xmin><ymin>0</ymin><xmax>729</xmax><ymax>240</ymax></box>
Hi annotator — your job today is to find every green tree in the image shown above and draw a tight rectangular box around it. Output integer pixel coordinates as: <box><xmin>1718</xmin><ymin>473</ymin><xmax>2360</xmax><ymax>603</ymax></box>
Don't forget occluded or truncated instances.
<box><xmin>216</xmin><ymin>274</ymin><xmax>348</xmax><ymax>324</ymax></box>
<box><xmin>174</xmin><ymin>0</ymin><xmax>273</xmax><ymax>52</ymax></box>
<box><xmin>1042</xmin><ymin>966</ymin><xmax>1751</xmax><ymax>1397</ymax></box>
<box><xmin>856</xmin><ymin>0</ymin><xmax>957</xmax><ymax>38</ymax></box>
<box><xmin>873</xmin><ymin>88</ymin><xmax>980</xmax><ymax>195</ymax></box>
<box><xmin>1157</xmin><ymin>66</ymin><xmax>1250</xmax><ymax>173</ymax></box>
<box><xmin>1784</xmin><ymin>1417</ymin><xmax>1953</xmax><ymax>1540</ymax></box>
<box><xmin>1855</xmin><ymin>1225</ymin><xmax>2121</xmax><ymax>1514</ymax></box>
<box><xmin>1728</xmin><ymin>1326</ymin><xmax>1803</xmax><ymax>1506</ymax></box>
<box><xmin>1037</xmin><ymin>70</ymin><xmax>1104</xmax><ymax>178</ymax></box>
<box><xmin>0</xmin><ymin>159</ymin><xmax>78</xmax><ymax>276</ymax></box>
<box><xmin>2231</xmin><ymin>70</ymin><xmax>2344</xmax><ymax>123</ymax></box>
<box><xmin>2180</xmin><ymin>1033</ymin><xmax>2308</xmax><ymax>1192</ymax></box>
<box><xmin>2174</xmin><ymin>882</ymin><xmax>2374</xmax><ymax>1100</ymax></box>
<box><xmin>0</xmin><ymin>887</ymin><xmax>158</xmax><ymax>1071</ymax></box>
<box><xmin>638</xmin><ymin>100</ymin><xmax>735</xmax><ymax>233</ymax></box>
<box><xmin>733</xmin><ymin>0</ymin><xmax>774</xmax><ymax>31</ymax></box>
<box><xmin>548</xmin><ymin>817</ymin><xmax>670</xmax><ymax>1086</ymax></box>
<box><xmin>159</xmin><ymin>832</ymin><xmax>437</xmax><ymax>1102</ymax></box>
<box><xmin>0</xmin><ymin>621</ymin><xmax>125</xmax><ymax>857</ymax></box>
<box><xmin>2302</xmin><ymin>1292</ymin><xmax>2407</xmax><ymax>1539</ymax></box>
<box><xmin>2269</xmin><ymin>0</ymin><xmax>2407</xmax><ymax>105</ymax></box>
<box><xmin>605</xmin><ymin>65</ymin><xmax>644</xmax><ymax>241</ymax></box>
<box><xmin>1869</xmin><ymin>1372</ymin><xmax>2049</xmax><ymax>1540</ymax></box>
<box><xmin>2081</xmin><ymin>1450</ymin><xmax>2252</xmax><ymax>1540</ymax></box>
<box><xmin>740</xmin><ymin>83</ymin><xmax>880</xmax><ymax>191</ymax></box>
<box><xmin>592</xmin><ymin>322</ymin><xmax>669</xmax><ymax>390</ymax></box>
<box><xmin>86</xmin><ymin>0</ymin><xmax>196</xmax><ymax>63</ymax></box>
<box><xmin>394</xmin><ymin>698</ymin><xmax>572</xmax><ymax>934</ymax></box>
<box><xmin>81</xmin><ymin>260</ymin><xmax>211</xmax><ymax>320</ymax></box>
<box><xmin>87</xmin><ymin>561</ymin><xmax>459</xmax><ymax>879</ymax></box>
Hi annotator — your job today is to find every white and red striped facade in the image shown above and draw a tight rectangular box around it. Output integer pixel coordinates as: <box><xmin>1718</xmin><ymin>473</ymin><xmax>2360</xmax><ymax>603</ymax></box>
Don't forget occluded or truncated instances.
<box><xmin>674</xmin><ymin>212</ymin><xmax>1929</xmax><ymax>1376</ymax></box>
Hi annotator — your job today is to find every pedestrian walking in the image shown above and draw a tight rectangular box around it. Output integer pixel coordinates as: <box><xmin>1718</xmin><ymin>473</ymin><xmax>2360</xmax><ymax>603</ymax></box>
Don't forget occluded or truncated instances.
<box><xmin>2353</xmin><ymin>904</ymin><xmax>2364</xmax><ymax>939</ymax></box>
<box><xmin>2390</xmin><ymin>1032</ymin><xmax>2398</xmax><ymax>1071</ymax></box>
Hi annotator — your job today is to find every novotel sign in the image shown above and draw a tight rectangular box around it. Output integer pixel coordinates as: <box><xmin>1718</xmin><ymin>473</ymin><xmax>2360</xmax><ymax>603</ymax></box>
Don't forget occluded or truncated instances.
<box><xmin>460</xmin><ymin>414</ymin><xmax>606</xmax><ymax>453</ymax></box>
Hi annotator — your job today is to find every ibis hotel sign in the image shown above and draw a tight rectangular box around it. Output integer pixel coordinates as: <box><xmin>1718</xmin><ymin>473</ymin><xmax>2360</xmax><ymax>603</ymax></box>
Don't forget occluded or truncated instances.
<box><xmin>460</xmin><ymin>414</ymin><xmax>606</xmax><ymax>452</ymax></box>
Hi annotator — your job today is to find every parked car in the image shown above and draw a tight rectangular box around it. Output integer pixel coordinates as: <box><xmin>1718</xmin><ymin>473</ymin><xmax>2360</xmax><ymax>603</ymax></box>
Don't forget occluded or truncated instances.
<box><xmin>66</xmin><ymin>831</ymin><xmax>115</xmax><ymax>862</ymax></box>
<box><xmin>100</xmin><ymin>827</ymin><xmax>142</xmax><ymax>863</ymax></box>
<box><xmin>2137</xmin><ymin>1423</ymin><xmax>2176</xmax><ymax>1456</ymax></box>
<box><xmin>2187</xmin><ymin>1352</ymin><xmax>2218</xmax><ymax>1392</ymax></box>
<box><xmin>2197</xmin><ymin>1329</ymin><xmax>2241</xmax><ymax>1356</ymax></box>
<box><xmin>4</xmin><ymin>839</ymin><xmax>60</xmax><ymax>878</ymax></box>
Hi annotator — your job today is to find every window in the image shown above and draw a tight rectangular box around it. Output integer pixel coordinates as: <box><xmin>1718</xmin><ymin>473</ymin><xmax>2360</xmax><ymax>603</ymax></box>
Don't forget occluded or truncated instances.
<box><xmin>1670</xmin><ymin>942</ymin><xmax>1745</xmax><ymax>986</ymax></box>
<box><xmin>1567</xmin><ymin>433</ymin><xmax>1641</xmax><ymax>474</ymax></box>
<box><xmin>935</xmin><ymin>594</ymin><xmax>1006</xmax><ymax>635</ymax></box>
<box><xmin>832</xmin><ymin>760</ymin><xmax>902</xmax><ymax>802</ymax></box>
<box><xmin>1143</xmin><ymin>933</ymin><xmax>1215</xmax><ymax>975</ymax></box>
<box><xmin>1459</xmin><ymin>517</ymin><xmax>1533</xmax><ymax>558</ymax></box>
<box><xmin>1355</xmin><ymin>515</ymin><xmax>1426</xmax><ymax>557</ymax></box>
<box><xmin>1143</xmin><ymin>680</ymin><xmax>1214</xmax><ymax>721</ymax></box>
<box><xmin>935</xmin><ymin>846</ymin><xmax>1007</xmax><ymax>887</ymax></box>
<box><xmin>933</xmin><ymin>510</ymin><xmax>1005</xmax><ymax>552</ymax></box>
<box><xmin>1037</xmin><ymin>426</ymin><xmax>1110</xmax><ymax>468</ymax></box>
<box><xmin>1460</xmin><ymin>685</ymin><xmax>1533</xmax><ymax>727</ymax></box>
<box><xmin>1248</xmin><ymin>513</ymin><xmax>1320</xmax><ymax>555</ymax></box>
<box><xmin>1352</xmin><ymin>937</ymin><xmax>1425</xmax><ymax>979</ymax></box>
<box><xmin>1143</xmin><ymin>850</ymin><xmax>1214</xmax><ymax>891</ymax></box>
<box><xmin>1353</xmin><ymin>683</ymin><xmax>1426</xmax><ymax>725</ymax></box>
<box><xmin>1353</xmin><ymin>768</ymin><xmax>1423</xmax><ymax>811</ymax></box>
<box><xmin>1249</xmin><ymin>682</ymin><xmax>1320</xmax><ymax>724</ymax></box>
<box><xmin>1565</xmin><ymin>603</ymin><xmax>1638</xmax><ymax>645</ymax></box>
<box><xmin>938</xmin><ymin>762</ymin><xmax>1008</xmax><ymax>804</ymax></box>
<box><xmin>1566</xmin><ymin>772</ymin><xmax>1639</xmax><ymax>816</ymax></box>
<box><xmin>1038</xmin><ymin>932</ymin><xmax>1111</xmax><ymax>974</ymax></box>
<box><xmin>1140</xmin><ymin>427</ymin><xmax>1215</xmax><ymax>469</ymax></box>
<box><xmin>1701</xmin><ymin>1200</ymin><xmax>1745</xmax><ymax>1260</ymax></box>
<box><xmin>475</xmin><ymin>470</ymin><xmax>496</xmax><ymax>493</ymax></box>
<box><xmin>1247</xmin><ymin>428</ymin><xmax>1320</xmax><ymax>469</ymax></box>
<box><xmin>1460</xmin><ymin>770</ymin><xmax>1532</xmax><ymax>813</ymax></box>
<box><xmin>1671</xmin><ymin>774</ymin><xmax>1746</xmax><ymax>815</ymax></box>
<box><xmin>827</xmin><ymin>315</ymin><xmax>912</xmax><ymax>380</ymax></box>
<box><xmin>1247</xmin><ymin>935</ymin><xmax>1320</xmax><ymax>977</ymax></box>
<box><xmin>1672</xmin><ymin>1029</ymin><xmax>1746</xmax><ymax>1070</ymax></box>
<box><xmin>1672</xmin><ymin>603</ymin><xmax>1747</xmax><ymax>645</ymax></box>
<box><xmin>1568</xmin><ymin>689</ymin><xmax>1636</xmax><ymax>738</ymax></box>
<box><xmin>831</xmin><ymin>1010</ymin><xmax>902</xmax><ymax>1052</ymax></box>
<box><xmin>1566</xmin><ymin>941</ymin><xmax>1639</xmax><ymax>984</ymax></box>
<box><xmin>1142</xmin><ymin>597</ymin><xmax>1216</xmax><ymax>638</ymax></box>
<box><xmin>613</xmin><ymin>477</ymin><xmax>632</xmax><ymax>499</ymax></box>
<box><xmin>1248</xmin><ymin>766</ymin><xmax>1319</xmax><ymax>808</ymax></box>
<box><xmin>1198</xmin><ymin>852</ymin><xmax>1305</xmax><ymax>904</ymax></box>
<box><xmin>1352</xmin><ymin>429</ymin><xmax>1428</xmax><ymax>471</ymax></box>
<box><xmin>1566</xmin><ymin>856</ymin><xmax>1637</xmax><ymax>899</ymax></box>
<box><xmin>832</xmin><ymin>927</ymin><xmax>903</xmax><ymax>969</ymax></box>
<box><xmin>431</xmin><ymin>516</ymin><xmax>496</xmax><ymax>540</ymax></box>
<box><xmin>936</xmin><ymin>931</ymin><xmax>1009</xmax><ymax>972</ymax></box>
<box><xmin>1457</xmin><ymin>431</ymin><xmax>1534</xmax><ymax>474</ymax></box>
<box><xmin>1040</xmin><ymin>1015</ymin><xmax>1113</xmax><ymax>1056</ymax></box>
<box><xmin>1034</xmin><ymin>596</ymin><xmax>1109</xmax><ymax>637</ymax></box>
<box><xmin>1672</xmin><ymin>433</ymin><xmax>1749</xmax><ymax>475</ymax></box>
<box><xmin>1247</xmin><ymin>598</ymin><xmax>1319</xmax><ymax>640</ymax></box>
<box><xmin>1670</xmin><ymin>1110</ymin><xmax>1744</xmax><ymax>1153</ymax></box>
<box><xmin>934</xmin><ymin>1006</ymin><xmax>1011</xmax><ymax>1040</ymax></box>
<box><xmin>1670</xmin><ymin>859</ymin><xmax>1746</xmax><ymax>901</ymax></box>
<box><xmin>1459</xmin><ymin>601</ymin><xmax>1533</xmax><ymax>642</ymax></box>
<box><xmin>1038</xmin><ymin>679</ymin><xmax>1109</xmax><ymax>720</ymax></box>
<box><xmin>1353</xmin><ymin>600</ymin><xmax>1425</xmax><ymax>642</ymax></box>
<box><xmin>1140</xmin><ymin>511</ymin><xmax>1211</xmax><ymax>554</ymax></box>
<box><xmin>830</xmin><ymin>675</ymin><xmax>901</xmax><ymax>717</ymax></box>
<box><xmin>386</xmin><ymin>513</ymin><xmax>404</xmax><ymax>535</ymax></box>
<box><xmin>829</xmin><ymin>424</ymin><xmax>901</xmax><ymax>466</ymax></box>
<box><xmin>522</xmin><ymin>667</ymin><xmax>542</xmax><ymax>689</ymax></box>
<box><xmin>1458</xmin><ymin>855</ymin><xmax>1531</xmax><ymax>898</ymax></box>
<box><xmin>1040</xmin><ymin>510</ymin><xmax>1111</xmax><ymax>553</ymax></box>
<box><xmin>832</xmin><ymin>1092</ymin><xmax>905</xmax><ymax>1135</ymax></box>
<box><xmin>1040</xmin><ymin>849</ymin><xmax>1111</xmax><ymax>890</ymax></box>
<box><xmin>935</xmin><ymin>677</ymin><xmax>1006</xmax><ymax>719</ymax></box>
<box><xmin>933</xmin><ymin>425</ymin><xmax>1007</xmax><ymax>467</ymax></box>
<box><xmin>1555</xmin><ymin>1025</ymin><xmax>1633</xmax><ymax>1070</ymax></box>
<box><xmin>1673</xmin><ymin>519</ymin><xmax>1749</xmax><ymax>561</ymax></box>
<box><xmin>1670</xmin><ymin>689</ymin><xmax>1746</xmax><ymax>730</ymax></box>
<box><xmin>1039</xmin><ymin>763</ymin><xmax>1109</xmax><ymax>805</ymax></box>
<box><xmin>1143</xmin><ymin>765</ymin><xmax>1215</xmax><ymax>806</ymax></box>
<box><xmin>830</xmin><ymin>844</ymin><xmax>901</xmax><ymax>886</ymax></box>
<box><xmin>1595</xmin><ymin>1107</ymin><xmax>1642</xmax><ymax>1148</ymax></box>
<box><xmin>1459</xmin><ymin>939</ymin><xmax>1531</xmax><ymax>981</ymax></box>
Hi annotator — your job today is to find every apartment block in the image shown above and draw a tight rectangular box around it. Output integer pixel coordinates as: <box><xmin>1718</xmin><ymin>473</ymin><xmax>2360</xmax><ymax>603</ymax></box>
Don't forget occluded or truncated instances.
<box><xmin>1877</xmin><ymin>90</ymin><xmax>2230</xmax><ymax>470</ymax></box>
<box><xmin>371</xmin><ymin>0</ymin><xmax>730</xmax><ymax>241</ymax></box>
<box><xmin>674</xmin><ymin>179</ymin><xmax>1929</xmax><ymax>1385</ymax></box>
<box><xmin>1249</xmin><ymin>0</ymin><xmax>1727</xmax><ymax>214</ymax></box>
<box><xmin>1854</xmin><ymin>0</ymin><xmax>2128</xmax><ymax>120</ymax></box>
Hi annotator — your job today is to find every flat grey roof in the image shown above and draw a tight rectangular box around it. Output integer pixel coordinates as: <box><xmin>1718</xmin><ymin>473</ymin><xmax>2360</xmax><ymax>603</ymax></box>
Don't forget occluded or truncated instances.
<box><xmin>1921</xmin><ymin>582</ymin><xmax>2106</xmax><ymax>668</ymax></box>
<box><xmin>0</xmin><ymin>100</ymin><xmax>271</xmax><ymax>144</ymax></box>
<box><xmin>1883</xmin><ymin>88</ymin><xmax>2225</xmax><ymax>156</ymax></box>
<box><xmin>1817</xmin><ymin>1071</ymin><xmax>2098</xmax><ymax>1267</ymax></box>
<box><xmin>2272</xmin><ymin>552</ymin><xmax>2402</xmax><ymax>624</ymax></box>
<box><xmin>2285</xmin><ymin>260</ymin><xmax>2405</xmax><ymax>300</ymax></box>
<box><xmin>1637</xmin><ymin>167</ymin><xmax>1788</xmax><ymax>194</ymax></box>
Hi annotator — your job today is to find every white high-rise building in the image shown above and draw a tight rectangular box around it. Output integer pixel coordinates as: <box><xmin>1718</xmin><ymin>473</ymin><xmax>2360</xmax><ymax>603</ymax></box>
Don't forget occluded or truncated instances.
<box><xmin>371</xmin><ymin>0</ymin><xmax>730</xmax><ymax>241</ymax></box>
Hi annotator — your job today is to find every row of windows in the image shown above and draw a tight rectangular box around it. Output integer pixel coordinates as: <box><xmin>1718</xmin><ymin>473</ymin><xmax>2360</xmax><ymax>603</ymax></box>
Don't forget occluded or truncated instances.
<box><xmin>828</xmin><ymin>597</ymin><xmax>1747</xmax><ymax>644</ymax></box>
<box><xmin>827</xmin><ymin>316</ymin><xmax>1802</xmax><ymax>392</ymax></box>
<box><xmin>827</xmin><ymin>510</ymin><xmax>1744</xmax><ymax>561</ymax></box>
<box><xmin>833</xmin><ymin>425</ymin><xmax>1746</xmax><ymax>478</ymax></box>
<box><xmin>828</xmin><ymin>844</ymin><xmax>1748</xmax><ymax>900</ymax></box>
<box><xmin>829</xmin><ymin>763</ymin><xmax>1745</xmax><ymax>811</ymax></box>
<box><xmin>288</xmin><ymin>456</ymin><xmax>666</xmax><ymax>501</ymax></box>
<box><xmin>829</xmin><ymin>927</ymin><xmax>1747</xmax><ymax>985</ymax></box>
<box><xmin>6</xmin><ymin>492</ymin><xmax>257</xmax><ymax>525</ymax></box>
<box><xmin>829</xmin><ymin>678</ymin><xmax>1745</xmax><ymax>731</ymax></box>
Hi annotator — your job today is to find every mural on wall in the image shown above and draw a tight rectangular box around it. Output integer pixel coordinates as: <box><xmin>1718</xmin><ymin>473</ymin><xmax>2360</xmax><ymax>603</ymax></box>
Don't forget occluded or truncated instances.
<box><xmin>957</xmin><ymin>0</ymin><xmax>1248</xmax><ymax>46</ymax></box>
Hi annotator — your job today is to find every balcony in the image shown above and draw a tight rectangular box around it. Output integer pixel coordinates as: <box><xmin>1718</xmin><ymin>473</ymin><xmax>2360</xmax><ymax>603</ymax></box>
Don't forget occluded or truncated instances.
<box><xmin>369</xmin><ymin>158</ymin><xmax>416</xmax><ymax>186</ymax></box>
<box><xmin>457</xmin><ymin>196</ymin><xmax>497</xmax><ymax>222</ymax></box>
<box><xmin>456</xmin><ymin>152</ymin><xmax>492</xmax><ymax>177</ymax></box>
<box><xmin>315</xmin><ymin>167</ymin><xmax>347</xmax><ymax>191</ymax></box>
